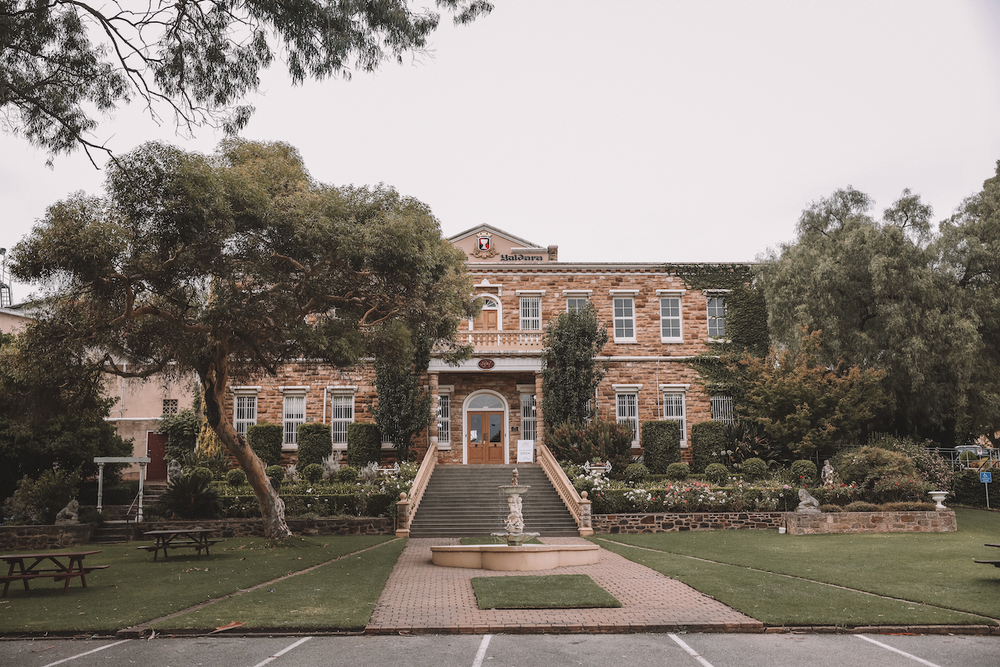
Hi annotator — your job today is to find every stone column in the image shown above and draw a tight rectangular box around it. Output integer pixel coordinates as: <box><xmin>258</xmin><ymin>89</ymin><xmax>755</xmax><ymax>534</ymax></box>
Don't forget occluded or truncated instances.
<box><xmin>534</xmin><ymin>372</ymin><xmax>544</xmax><ymax>449</ymax></box>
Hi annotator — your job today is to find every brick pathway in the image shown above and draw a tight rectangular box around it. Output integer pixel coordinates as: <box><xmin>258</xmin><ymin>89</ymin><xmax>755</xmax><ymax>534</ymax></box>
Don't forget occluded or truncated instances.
<box><xmin>365</xmin><ymin>537</ymin><xmax>763</xmax><ymax>634</ymax></box>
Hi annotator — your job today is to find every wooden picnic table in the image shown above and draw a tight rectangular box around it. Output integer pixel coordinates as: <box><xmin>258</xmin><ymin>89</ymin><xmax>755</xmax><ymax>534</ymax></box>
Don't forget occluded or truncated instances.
<box><xmin>139</xmin><ymin>528</ymin><xmax>223</xmax><ymax>561</ymax></box>
<box><xmin>0</xmin><ymin>550</ymin><xmax>107</xmax><ymax>597</ymax></box>
<box><xmin>974</xmin><ymin>543</ymin><xmax>1000</xmax><ymax>568</ymax></box>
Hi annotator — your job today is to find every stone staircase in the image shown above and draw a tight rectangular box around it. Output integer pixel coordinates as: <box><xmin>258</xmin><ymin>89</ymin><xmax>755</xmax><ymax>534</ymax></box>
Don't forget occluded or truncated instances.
<box><xmin>90</xmin><ymin>481</ymin><xmax>169</xmax><ymax>544</ymax></box>
<box><xmin>408</xmin><ymin>464</ymin><xmax>580</xmax><ymax>538</ymax></box>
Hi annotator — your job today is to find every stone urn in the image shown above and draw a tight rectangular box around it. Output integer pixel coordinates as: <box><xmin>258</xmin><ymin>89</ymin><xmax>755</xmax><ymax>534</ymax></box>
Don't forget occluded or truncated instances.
<box><xmin>928</xmin><ymin>490</ymin><xmax>948</xmax><ymax>510</ymax></box>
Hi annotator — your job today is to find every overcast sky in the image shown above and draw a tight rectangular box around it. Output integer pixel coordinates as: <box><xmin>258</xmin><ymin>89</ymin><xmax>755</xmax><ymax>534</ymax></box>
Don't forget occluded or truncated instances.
<box><xmin>4</xmin><ymin>0</ymin><xmax>1000</xmax><ymax>303</ymax></box>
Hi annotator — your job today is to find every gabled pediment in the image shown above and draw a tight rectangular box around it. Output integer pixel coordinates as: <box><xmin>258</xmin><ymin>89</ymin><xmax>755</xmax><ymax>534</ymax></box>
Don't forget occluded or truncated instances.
<box><xmin>448</xmin><ymin>225</ymin><xmax>557</xmax><ymax>263</ymax></box>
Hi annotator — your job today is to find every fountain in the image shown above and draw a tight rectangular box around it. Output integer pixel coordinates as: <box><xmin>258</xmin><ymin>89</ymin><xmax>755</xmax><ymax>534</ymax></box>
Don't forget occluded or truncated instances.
<box><xmin>430</xmin><ymin>468</ymin><xmax>600</xmax><ymax>571</ymax></box>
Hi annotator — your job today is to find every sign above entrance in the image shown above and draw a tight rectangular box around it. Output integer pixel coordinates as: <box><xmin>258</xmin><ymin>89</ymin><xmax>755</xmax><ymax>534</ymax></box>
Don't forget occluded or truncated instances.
<box><xmin>478</xmin><ymin>359</ymin><xmax>496</xmax><ymax>370</ymax></box>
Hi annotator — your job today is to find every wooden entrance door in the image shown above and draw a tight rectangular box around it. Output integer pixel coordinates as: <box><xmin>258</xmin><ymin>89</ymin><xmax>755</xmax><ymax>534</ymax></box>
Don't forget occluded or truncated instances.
<box><xmin>146</xmin><ymin>432</ymin><xmax>168</xmax><ymax>480</ymax></box>
<box><xmin>473</xmin><ymin>308</ymin><xmax>497</xmax><ymax>330</ymax></box>
<box><xmin>467</xmin><ymin>412</ymin><xmax>505</xmax><ymax>464</ymax></box>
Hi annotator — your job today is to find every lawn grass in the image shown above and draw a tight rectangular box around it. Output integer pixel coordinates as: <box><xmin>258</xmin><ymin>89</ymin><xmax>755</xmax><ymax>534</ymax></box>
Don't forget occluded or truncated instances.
<box><xmin>595</xmin><ymin>507</ymin><xmax>1000</xmax><ymax>626</ymax></box>
<box><xmin>0</xmin><ymin>535</ymin><xmax>395</xmax><ymax>633</ymax></box>
<box><xmin>154</xmin><ymin>538</ymin><xmax>407</xmax><ymax>631</ymax></box>
<box><xmin>471</xmin><ymin>574</ymin><xmax>621</xmax><ymax>610</ymax></box>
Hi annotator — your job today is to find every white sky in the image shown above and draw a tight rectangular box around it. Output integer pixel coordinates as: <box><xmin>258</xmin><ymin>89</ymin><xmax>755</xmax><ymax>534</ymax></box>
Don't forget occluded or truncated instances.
<box><xmin>4</xmin><ymin>0</ymin><xmax>1000</xmax><ymax>303</ymax></box>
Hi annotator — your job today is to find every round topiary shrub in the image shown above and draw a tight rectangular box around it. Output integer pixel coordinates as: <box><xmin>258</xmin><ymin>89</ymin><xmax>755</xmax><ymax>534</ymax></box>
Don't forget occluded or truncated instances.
<box><xmin>665</xmin><ymin>462</ymin><xmax>690</xmax><ymax>481</ymax></box>
<box><xmin>624</xmin><ymin>462</ymin><xmax>650</xmax><ymax>485</ymax></box>
<box><xmin>741</xmin><ymin>457</ymin><xmax>768</xmax><ymax>481</ymax></box>
<box><xmin>265</xmin><ymin>465</ymin><xmax>285</xmax><ymax>485</ymax></box>
<box><xmin>187</xmin><ymin>466</ymin><xmax>214</xmax><ymax>488</ymax></box>
<box><xmin>337</xmin><ymin>465</ymin><xmax>358</xmax><ymax>484</ymax></box>
<box><xmin>819</xmin><ymin>504</ymin><xmax>842</xmax><ymax>513</ymax></box>
<box><xmin>705</xmin><ymin>462</ymin><xmax>729</xmax><ymax>485</ymax></box>
<box><xmin>226</xmin><ymin>468</ymin><xmax>247</xmax><ymax>487</ymax></box>
<box><xmin>301</xmin><ymin>463</ymin><xmax>324</xmax><ymax>484</ymax></box>
<box><xmin>844</xmin><ymin>501</ymin><xmax>881</xmax><ymax>512</ymax></box>
<box><xmin>790</xmin><ymin>460</ymin><xmax>818</xmax><ymax>484</ymax></box>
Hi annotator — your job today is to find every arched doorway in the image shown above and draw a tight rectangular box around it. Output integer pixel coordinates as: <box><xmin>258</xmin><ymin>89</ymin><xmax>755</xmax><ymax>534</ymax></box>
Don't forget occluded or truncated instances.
<box><xmin>464</xmin><ymin>391</ymin><xmax>507</xmax><ymax>464</ymax></box>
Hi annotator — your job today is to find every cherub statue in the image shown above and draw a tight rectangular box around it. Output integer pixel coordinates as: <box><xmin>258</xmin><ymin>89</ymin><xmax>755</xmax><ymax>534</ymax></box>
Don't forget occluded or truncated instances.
<box><xmin>821</xmin><ymin>459</ymin><xmax>836</xmax><ymax>486</ymax></box>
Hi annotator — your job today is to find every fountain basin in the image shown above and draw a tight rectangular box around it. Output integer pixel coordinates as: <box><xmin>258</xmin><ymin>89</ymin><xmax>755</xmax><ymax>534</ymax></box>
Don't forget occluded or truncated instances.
<box><xmin>431</xmin><ymin>543</ymin><xmax>600</xmax><ymax>571</ymax></box>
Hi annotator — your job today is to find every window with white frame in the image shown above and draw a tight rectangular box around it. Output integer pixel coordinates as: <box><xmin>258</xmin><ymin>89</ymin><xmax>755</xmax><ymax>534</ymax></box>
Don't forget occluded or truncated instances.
<box><xmin>330</xmin><ymin>390</ymin><xmax>355</xmax><ymax>448</ymax></box>
<box><xmin>612</xmin><ymin>297</ymin><xmax>636</xmax><ymax>342</ymax></box>
<box><xmin>520</xmin><ymin>296</ymin><xmax>541</xmax><ymax>330</ymax></box>
<box><xmin>711</xmin><ymin>395</ymin><xmax>735</xmax><ymax>424</ymax></box>
<box><xmin>282</xmin><ymin>390</ymin><xmax>307</xmax><ymax>446</ymax></box>
<box><xmin>520</xmin><ymin>393</ymin><xmax>537</xmax><ymax>441</ymax></box>
<box><xmin>566</xmin><ymin>297</ymin><xmax>588</xmax><ymax>313</ymax></box>
<box><xmin>662</xmin><ymin>391</ymin><xmax>687</xmax><ymax>445</ymax></box>
<box><xmin>707</xmin><ymin>296</ymin><xmax>727</xmax><ymax>338</ymax></box>
<box><xmin>437</xmin><ymin>394</ymin><xmax>451</xmax><ymax>446</ymax></box>
<box><xmin>659</xmin><ymin>297</ymin><xmax>682</xmax><ymax>342</ymax></box>
<box><xmin>233</xmin><ymin>392</ymin><xmax>258</xmax><ymax>437</ymax></box>
<box><xmin>614</xmin><ymin>385</ymin><xmax>641</xmax><ymax>446</ymax></box>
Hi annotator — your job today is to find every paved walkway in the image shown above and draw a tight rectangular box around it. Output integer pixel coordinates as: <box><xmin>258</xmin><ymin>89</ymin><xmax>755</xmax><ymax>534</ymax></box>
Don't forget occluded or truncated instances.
<box><xmin>365</xmin><ymin>537</ymin><xmax>763</xmax><ymax>634</ymax></box>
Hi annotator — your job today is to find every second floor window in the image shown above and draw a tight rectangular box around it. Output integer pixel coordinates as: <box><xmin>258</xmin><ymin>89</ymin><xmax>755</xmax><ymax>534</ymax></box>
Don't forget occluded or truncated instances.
<box><xmin>660</xmin><ymin>297</ymin><xmax>682</xmax><ymax>341</ymax></box>
<box><xmin>613</xmin><ymin>297</ymin><xmax>635</xmax><ymax>342</ymax></box>
<box><xmin>707</xmin><ymin>297</ymin><xmax>727</xmax><ymax>338</ymax></box>
<box><xmin>520</xmin><ymin>296</ymin><xmax>541</xmax><ymax>330</ymax></box>
<box><xmin>567</xmin><ymin>297</ymin><xmax>588</xmax><ymax>313</ymax></box>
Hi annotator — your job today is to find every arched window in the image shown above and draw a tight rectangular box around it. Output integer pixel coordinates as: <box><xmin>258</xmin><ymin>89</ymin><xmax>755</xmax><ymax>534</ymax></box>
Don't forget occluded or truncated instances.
<box><xmin>468</xmin><ymin>394</ymin><xmax>504</xmax><ymax>411</ymax></box>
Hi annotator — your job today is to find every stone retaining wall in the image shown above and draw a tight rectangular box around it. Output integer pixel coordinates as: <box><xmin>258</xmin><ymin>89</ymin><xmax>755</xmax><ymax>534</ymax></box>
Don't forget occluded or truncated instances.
<box><xmin>0</xmin><ymin>524</ymin><xmax>95</xmax><ymax>551</ymax></box>
<box><xmin>594</xmin><ymin>512</ymin><xmax>786</xmax><ymax>534</ymax></box>
<box><xmin>140</xmin><ymin>517</ymin><xmax>394</xmax><ymax>539</ymax></box>
<box><xmin>785</xmin><ymin>510</ymin><xmax>956</xmax><ymax>535</ymax></box>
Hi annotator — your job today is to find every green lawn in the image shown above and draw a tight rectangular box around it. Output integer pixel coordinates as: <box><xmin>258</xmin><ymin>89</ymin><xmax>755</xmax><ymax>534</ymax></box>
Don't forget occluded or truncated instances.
<box><xmin>0</xmin><ymin>535</ymin><xmax>396</xmax><ymax>633</ymax></box>
<box><xmin>471</xmin><ymin>574</ymin><xmax>621</xmax><ymax>609</ymax></box>
<box><xmin>594</xmin><ymin>507</ymin><xmax>1000</xmax><ymax>627</ymax></box>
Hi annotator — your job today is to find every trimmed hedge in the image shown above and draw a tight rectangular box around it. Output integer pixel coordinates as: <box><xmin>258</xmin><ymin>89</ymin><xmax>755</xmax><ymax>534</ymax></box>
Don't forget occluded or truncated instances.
<box><xmin>347</xmin><ymin>423</ymin><xmax>382</xmax><ymax>467</ymax></box>
<box><xmin>641</xmin><ymin>420</ymin><xmax>681</xmax><ymax>474</ymax></box>
<box><xmin>219</xmin><ymin>491</ymin><xmax>394</xmax><ymax>518</ymax></box>
<box><xmin>297</xmin><ymin>422</ymin><xmax>332</xmax><ymax>468</ymax></box>
<box><xmin>247</xmin><ymin>422</ymin><xmax>283</xmax><ymax>466</ymax></box>
<box><xmin>690</xmin><ymin>420</ymin><xmax>727</xmax><ymax>474</ymax></box>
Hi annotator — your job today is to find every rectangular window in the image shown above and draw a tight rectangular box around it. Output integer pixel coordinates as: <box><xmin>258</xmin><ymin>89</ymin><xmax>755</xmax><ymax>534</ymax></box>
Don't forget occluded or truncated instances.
<box><xmin>613</xmin><ymin>297</ymin><xmax>635</xmax><ymax>342</ymax></box>
<box><xmin>283</xmin><ymin>394</ymin><xmax>305</xmax><ymax>446</ymax></box>
<box><xmin>659</xmin><ymin>297</ymin><xmax>682</xmax><ymax>341</ymax></box>
<box><xmin>437</xmin><ymin>395</ymin><xmax>451</xmax><ymax>445</ymax></box>
<box><xmin>234</xmin><ymin>395</ymin><xmax>257</xmax><ymax>437</ymax></box>
<box><xmin>711</xmin><ymin>395</ymin><xmax>735</xmax><ymax>425</ymax></box>
<box><xmin>566</xmin><ymin>297</ymin><xmax>588</xmax><ymax>313</ymax></box>
<box><xmin>708</xmin><ymin>296</ymin><xmax>727</xmax><ymax>338</ymax></box>
<box><xmin>520</xmin><ymin>296</ymin><xmax>541</xmax><ymax>330</ymax></box>
<box><xmin>162</xmin><ymin>398</ymin><xmax>178</xmax><ymax>415</ymax></box>
<box><xmin>520</xmin><ymin>394</ymin><xmax>537</xmax><ymax>441</ymax></box>
<box><xmin>662</xmin><ymin>392</ymin><xmax>687</xmax><ymax>444</ymax></box>
<box><xmin>331</xmin><ymin>393</ymin><xmax>354</xmax><ymax>446</ymax></box>
<box><xmin>616</xmin><ymin>393</ymin><xmax>639</xmax><ymax>446</ymax></box>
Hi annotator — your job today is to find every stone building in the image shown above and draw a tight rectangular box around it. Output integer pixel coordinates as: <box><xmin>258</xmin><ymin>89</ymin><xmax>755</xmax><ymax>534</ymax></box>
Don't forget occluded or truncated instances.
<box><xmin>222</xmin><ymin>226</ymin><xmax>735</xmax><ymax>466</ymax></box>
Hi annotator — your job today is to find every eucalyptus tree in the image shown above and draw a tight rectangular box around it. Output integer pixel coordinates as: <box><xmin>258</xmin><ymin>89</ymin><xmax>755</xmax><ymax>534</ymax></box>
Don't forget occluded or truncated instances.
<box><xmin>10</xmin><ymin>138</ymin><xmax>477</xmax><ymax>537</ymax></box>
<box><xmin>1</xmin><ymin>0</ymin><xmax>492</xmax><ymax>162</ymax></box>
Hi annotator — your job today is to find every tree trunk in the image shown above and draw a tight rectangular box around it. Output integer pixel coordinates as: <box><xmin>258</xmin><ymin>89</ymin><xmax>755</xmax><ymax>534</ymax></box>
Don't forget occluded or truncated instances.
<box><xmin>201</xmin><ymin>363</ymin><xmax>292</xmax><ymax>539</ymax></box>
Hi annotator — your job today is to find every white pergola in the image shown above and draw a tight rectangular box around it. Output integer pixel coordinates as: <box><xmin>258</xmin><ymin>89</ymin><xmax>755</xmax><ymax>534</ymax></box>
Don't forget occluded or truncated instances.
<box><xmin>93</xmin><ymin>456</ymin><xmax>152</xmax><ymax>522</ymax></box>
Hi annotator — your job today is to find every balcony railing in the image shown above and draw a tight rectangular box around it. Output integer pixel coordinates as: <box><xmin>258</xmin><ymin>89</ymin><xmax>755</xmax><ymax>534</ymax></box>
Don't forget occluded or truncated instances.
<box><xmin>465</xmin><ymin>330</ymin><xmax>543</xmax><ymax>351</ymax></box>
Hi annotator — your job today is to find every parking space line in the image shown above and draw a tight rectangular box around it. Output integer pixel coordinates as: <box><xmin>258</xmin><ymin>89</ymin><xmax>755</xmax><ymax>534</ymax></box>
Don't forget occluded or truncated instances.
<box><xmin>856</xmin><ymin>635</ymin><xmax>942</xmax><ymax>667</ymax></box>
<box><xmin>668</xmin><ymin>634</ymin><xmax>715</xmax><ymax>667</ymax></box>
<box><xmin>40</xmin><ymin>640</ymin><xmax>130</xmax><ymax>667</ymax></box>
<box><xmin>472</xmin><ymin>634</ymin><xmax>492</xmax><ymax>667</ymax></box>
<box><xmin>249</xmin><ymin>636</ymin><xmax>313</xmax><ymax>667</ymax></box>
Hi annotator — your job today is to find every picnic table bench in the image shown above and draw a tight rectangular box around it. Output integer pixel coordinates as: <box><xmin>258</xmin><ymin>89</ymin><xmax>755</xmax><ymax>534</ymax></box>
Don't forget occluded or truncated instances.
<box><xmin>974</xmin><ymin>543</ymin><xmax>1000</xmax><ymax>568</ymax></box>
<box><xmin>0</xmin><ymin>550</ymin><xmax>107</xmax><ymax>597</ymax></box>
<box><xmin>138</xmin><ymin>528</ymin><xmax>223</xmax><ymax>561</ymax></box>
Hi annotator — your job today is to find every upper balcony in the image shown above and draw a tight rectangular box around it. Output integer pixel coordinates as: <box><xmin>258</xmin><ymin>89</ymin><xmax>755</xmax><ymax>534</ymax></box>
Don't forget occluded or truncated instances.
<box><xmin>463</xmin><ymin>330</ymin><xmax>543</xmax><ymax>352</ymax></box>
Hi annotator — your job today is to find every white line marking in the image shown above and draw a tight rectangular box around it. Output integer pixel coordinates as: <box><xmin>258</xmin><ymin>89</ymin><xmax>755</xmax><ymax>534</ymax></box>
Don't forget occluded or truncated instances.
<box><xmin>856</xmin><ymin>634</ymin><xmax>943</xmax><ymax>667</ymax></box>
<box><xmin>668</xmin><ymin>633</ymin><xmax>715</xmax><ymax>667</ymax></box>
<box><xmin>472</xmin><ymin>634</ymin><xmax>492</xmax><ymax>667</ymax></box>
<box><xmin>250</xmin><ymin>636</ymin><xmax>313</xmax><ymax>667</ymax></box>
<box><xmin>40</xmin><ymin>639</ymin><xmax>130</xmax><ymax>667</ymax></box>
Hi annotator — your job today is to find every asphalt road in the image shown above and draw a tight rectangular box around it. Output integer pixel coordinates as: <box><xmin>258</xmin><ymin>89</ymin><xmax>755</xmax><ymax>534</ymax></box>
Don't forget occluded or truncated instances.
<box><xmin>1</xmin><ymin>633</ymin><xmax>998</xmax><ymax>667</ymax></box>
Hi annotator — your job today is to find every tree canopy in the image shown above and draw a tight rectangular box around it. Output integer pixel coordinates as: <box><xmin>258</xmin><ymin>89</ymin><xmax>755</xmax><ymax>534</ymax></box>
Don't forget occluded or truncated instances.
<box><xmin>757</xmin><ymin>183</ymin><xmax>993</xmax><ymax>444</ymax></box>
<box><xmin>0</xmin><ymin>0</ymin><xmax>491</xmax><ymax>162</ymax></box>
<box><xmin>10</xmin><ymin>138</ymin><xmax>477</xmax><ymax>536</ymax></box>
<box><xmin>541</xmin><ymin>303</ymin><xmax>609</xmax><ymax>431</ymax></box>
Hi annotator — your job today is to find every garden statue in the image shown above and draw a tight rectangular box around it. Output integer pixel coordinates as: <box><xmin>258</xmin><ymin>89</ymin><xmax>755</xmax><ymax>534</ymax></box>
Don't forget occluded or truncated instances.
<box><xmin>55</xmin><ymin>499</ymin><xmax>80</xmax><ymax>525</ymax></box>
<box><xmin>167</xmin><ymin>459</ymin><xmax>182</xmax><ymax>481</ymax></box>
<box><xmin>821</xmin><ymin>459</ymin><xmax>836</xmax><ymax>486</ymax></box>
<box><xmin>796</xmin><ymin>488</ymin><xmax>821</xmax><ymax>513</ymax></box>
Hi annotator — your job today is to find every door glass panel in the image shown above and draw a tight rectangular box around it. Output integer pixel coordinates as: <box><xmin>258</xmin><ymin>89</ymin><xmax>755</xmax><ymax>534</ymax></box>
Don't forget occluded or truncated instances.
<box><xmin>489</xmin><ymin>415</ymin><xmax>503</xmax><ymax>442</ymax></box>
<box><xmin>470</xmin><ymin>415</ymin><xmax>483</xmax><ymax>443</ymax></box>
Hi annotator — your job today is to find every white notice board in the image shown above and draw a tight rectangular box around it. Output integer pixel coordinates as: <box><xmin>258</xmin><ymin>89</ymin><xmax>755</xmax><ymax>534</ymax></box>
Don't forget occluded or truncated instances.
<box><xmin>516</xmin><ymin>440</ymin><xmax>534</xmax><ymax>463</ymax></box>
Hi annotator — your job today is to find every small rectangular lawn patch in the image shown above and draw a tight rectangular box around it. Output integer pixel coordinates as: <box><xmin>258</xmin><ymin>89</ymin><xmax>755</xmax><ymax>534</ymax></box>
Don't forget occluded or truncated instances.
<box><xmin>471</xmin><ymin>574</ymin><xmax>621</xmax><ymax>610</ymax></box>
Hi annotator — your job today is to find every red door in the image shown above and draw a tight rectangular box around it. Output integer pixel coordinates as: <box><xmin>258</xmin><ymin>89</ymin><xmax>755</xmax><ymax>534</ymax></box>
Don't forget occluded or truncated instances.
<box><xmin>146</xmin><ymin>432</ymin><xmax>168</xmax><ymax>480</ymax></box>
